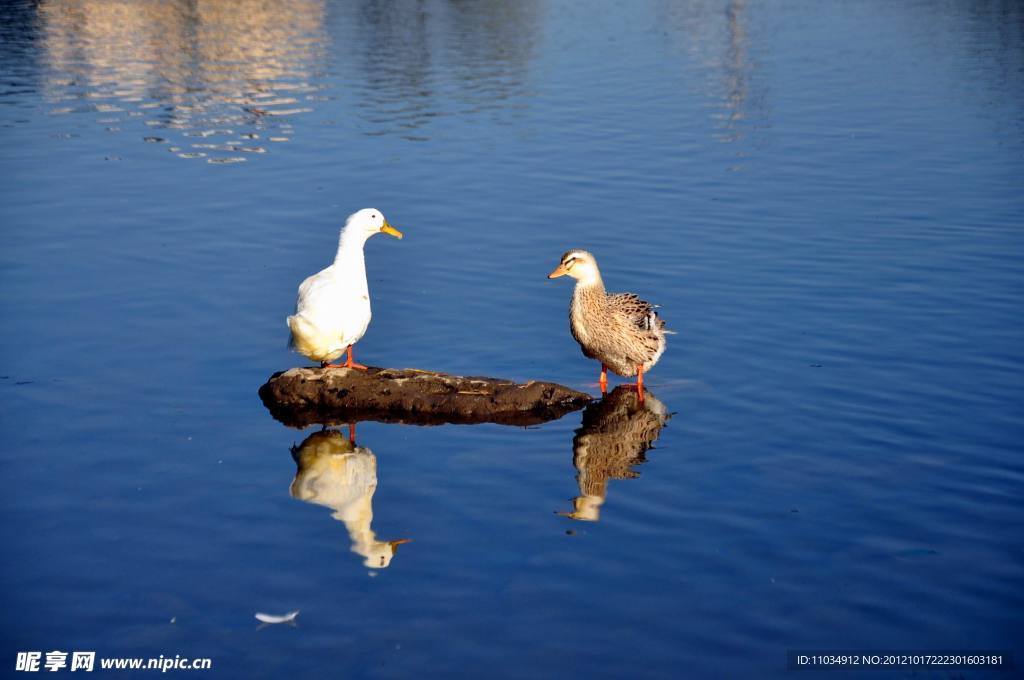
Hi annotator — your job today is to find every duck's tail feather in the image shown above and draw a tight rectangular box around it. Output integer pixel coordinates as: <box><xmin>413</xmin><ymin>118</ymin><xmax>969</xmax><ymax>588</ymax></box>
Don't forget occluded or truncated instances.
<box><xmin>286</xmin><ymin>314</ymin><xmax>312</xmax><ymax>351</ymax></box>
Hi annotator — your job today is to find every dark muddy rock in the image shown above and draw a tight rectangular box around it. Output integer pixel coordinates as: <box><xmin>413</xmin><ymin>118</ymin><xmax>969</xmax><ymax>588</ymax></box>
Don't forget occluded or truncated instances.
<box><xmin>259</xmin><ymin>366</ymin><xmax>593</xmax><ymax>428</ymax></box>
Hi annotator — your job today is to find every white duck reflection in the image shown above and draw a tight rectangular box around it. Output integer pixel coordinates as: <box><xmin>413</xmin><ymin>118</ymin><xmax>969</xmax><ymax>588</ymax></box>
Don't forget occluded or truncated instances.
<box><xmin>289</xmin><ymin>428</ymin><xmax>410</xmax><ymax>569</ymax></box>
<box><xmin>561</xmin><ymin>386</ymin><xmax>670</xmax><ymax>522</ymax></box>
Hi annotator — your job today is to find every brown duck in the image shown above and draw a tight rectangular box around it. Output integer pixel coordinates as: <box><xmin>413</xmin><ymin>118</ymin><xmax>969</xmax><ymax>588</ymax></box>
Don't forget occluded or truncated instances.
<box><xmin>548</xmin><ymin>250</ymin><xmax>669</xmax><ymax>395</ymax></box>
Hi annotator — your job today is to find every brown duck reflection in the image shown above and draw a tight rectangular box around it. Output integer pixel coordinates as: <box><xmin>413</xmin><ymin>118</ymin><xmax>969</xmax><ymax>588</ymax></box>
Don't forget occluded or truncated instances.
<box><xmin>289</xmin><ymin>428</ymin><xmax>410</xmax><ymax>569</ymax></box>
<box><xmin>561</xmin><ymin>387</ymin><xmax>670</xmax><ymax>522</ymax></box>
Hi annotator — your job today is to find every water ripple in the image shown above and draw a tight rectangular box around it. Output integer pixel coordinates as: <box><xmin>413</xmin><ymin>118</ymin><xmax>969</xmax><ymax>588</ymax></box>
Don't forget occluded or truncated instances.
<box><xmin>33</xmin><ymin>0</ymin><xmax>329</xmax><ymax>163</ymax></box>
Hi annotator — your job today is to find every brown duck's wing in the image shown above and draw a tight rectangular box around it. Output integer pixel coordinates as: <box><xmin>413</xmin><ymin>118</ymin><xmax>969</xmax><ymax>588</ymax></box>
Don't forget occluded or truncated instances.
<box><xmin>608</xmin><ymin>292</ymin><xmax>666</xmax><ymax>332</ymax></box>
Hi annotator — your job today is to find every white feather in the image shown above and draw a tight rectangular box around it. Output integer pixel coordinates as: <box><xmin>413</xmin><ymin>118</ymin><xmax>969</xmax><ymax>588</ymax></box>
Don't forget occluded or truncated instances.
<box><xmin>255</xmin><ymin>610</ymin><xmax>299</xmax><ymax>624</ymax></box>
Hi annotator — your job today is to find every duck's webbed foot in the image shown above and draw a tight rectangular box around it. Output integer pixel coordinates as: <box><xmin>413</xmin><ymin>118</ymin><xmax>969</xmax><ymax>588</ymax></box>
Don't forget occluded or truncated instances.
<box><xmin>322</xmin><ymin>345</ymin><xmax>368</xmax><ymax>370</ymax></box>
<box><xmin>343</xmin><ymin>345</ymin><xmax>368</xmax><ymax>370</ymax></box>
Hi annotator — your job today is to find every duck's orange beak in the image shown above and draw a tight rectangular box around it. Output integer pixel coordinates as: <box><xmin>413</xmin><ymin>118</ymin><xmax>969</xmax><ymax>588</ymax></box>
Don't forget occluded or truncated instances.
<box><xmin>547</xmin><ymin>263</ymin><xmax>569</xmax><ymax>279</ymax></box>
<box><xmin>380</xmin><ymin>220</ymin><xmax>403</xmax><ymax>239</ymax></box>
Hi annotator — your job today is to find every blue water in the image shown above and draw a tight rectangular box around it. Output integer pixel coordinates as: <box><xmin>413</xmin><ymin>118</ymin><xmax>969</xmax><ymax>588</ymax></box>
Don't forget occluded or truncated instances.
<box><xmin>1</xmin><ymin>0</ymin><xmax>1022</xmax><ymax>677</ymax></box>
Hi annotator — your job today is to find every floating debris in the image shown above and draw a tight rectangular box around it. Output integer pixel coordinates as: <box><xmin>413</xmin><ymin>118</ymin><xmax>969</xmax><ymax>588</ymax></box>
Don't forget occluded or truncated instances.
<box><xmin>177</xmin><ymin>152</ymin><xmax>206</xmax><ymax>159</ymax></box>
<box><xmin>143</xmin><ymin>136</ymin><xmax>165</xmax><ymax>143</ymax></box>
<box><xmin>207</xmin><ymin>157</ymin><xmax>246</xmax><ymax>164</ymax></box>
<box><xmin>255</xmin><ymin>610</ymin><xmax>299</xmax><ymax>624</ymax></box>
<box><xmin>269</xmin><ymin>137</ymin><xmax>290</xmax><ymax>142</ymax></box>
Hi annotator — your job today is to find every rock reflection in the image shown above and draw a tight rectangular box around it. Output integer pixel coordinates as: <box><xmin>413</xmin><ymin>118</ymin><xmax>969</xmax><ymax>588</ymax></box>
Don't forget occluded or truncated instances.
<box><xmin>38</xmin><ymin>0</ymin><xmax>326</xmax><ymax>161</ymax></box>
<box><xmin>561</xmin><ymin>387</ymin><xmax>670</xmax><ymax>522</ymax></box>
<box><xmin>289</xmin><ymin>428</ymin><xmax>410</xmax><ymax>569</ymax></box>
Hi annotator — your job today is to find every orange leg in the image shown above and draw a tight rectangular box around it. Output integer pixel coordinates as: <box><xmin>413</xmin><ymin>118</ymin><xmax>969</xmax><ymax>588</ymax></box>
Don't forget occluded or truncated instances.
<box><xmin>344</xmin><ymin>345</ymin><xmax>368</xmax><ymax>370</ymax></box>
<box><xmin>322</xmin><ymin>345</ymin><xmax>368</xmax><ymax>370</ymax></box>
<box><xmin>599</xmin><ymin>364</ymin><xmax>608</xmax><ymax>394</ymax></box>
<box><xmin>347</xmin><ymin>422</ymin><xmax>356</xmax><ymax>444</ymax></box>
<box><xmin>636</xmin><ymin>365</ymin><xmax>645</xmax><ymax>403</ymax></box>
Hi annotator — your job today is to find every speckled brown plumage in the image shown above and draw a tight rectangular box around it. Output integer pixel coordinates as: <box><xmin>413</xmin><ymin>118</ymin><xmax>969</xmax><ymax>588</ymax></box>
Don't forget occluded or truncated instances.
<box><xmin>567</xmin><ymin>268</ymin><xmax>667</xmax><ymax>377</ymax></box>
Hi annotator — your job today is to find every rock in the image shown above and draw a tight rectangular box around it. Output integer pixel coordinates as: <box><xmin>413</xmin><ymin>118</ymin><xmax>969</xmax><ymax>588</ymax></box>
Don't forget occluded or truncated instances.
<box><xmin>259</xmin><ymin>366</ymin><xmax>593</xmax><ymax>428</ymax></box>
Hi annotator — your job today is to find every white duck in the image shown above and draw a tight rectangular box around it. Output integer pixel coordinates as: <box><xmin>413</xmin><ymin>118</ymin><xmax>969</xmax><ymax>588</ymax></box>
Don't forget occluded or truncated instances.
<box><xmin>288</xmin><ymin>208</ymin><xmax>403</xmax><ymax>368</ymax></box>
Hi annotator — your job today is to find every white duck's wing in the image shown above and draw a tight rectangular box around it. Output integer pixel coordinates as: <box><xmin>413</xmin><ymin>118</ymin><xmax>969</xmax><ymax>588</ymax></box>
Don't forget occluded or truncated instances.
<box><xmin>301</xmin><ymin>261</ymin><xmax>370</xmax><ymax>312</ymax></box>
<box><xmin>295</xmin><ymin>267</ymin><xmax>344</xmax><ymax>316</ymax></box>
<box><xmin>287</xmin><ymin>265</ymin><xmax>372</xmax><ymax>361</ymax></box>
